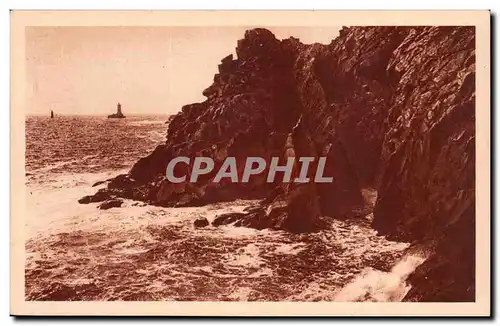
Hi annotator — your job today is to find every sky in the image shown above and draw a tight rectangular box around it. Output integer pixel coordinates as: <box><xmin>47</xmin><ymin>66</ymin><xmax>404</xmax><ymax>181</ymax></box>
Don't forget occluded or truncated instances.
<box><xmin>26</xmin><ymin>26</ymin><xmax>340</xmax><ymax>116</ymax></box>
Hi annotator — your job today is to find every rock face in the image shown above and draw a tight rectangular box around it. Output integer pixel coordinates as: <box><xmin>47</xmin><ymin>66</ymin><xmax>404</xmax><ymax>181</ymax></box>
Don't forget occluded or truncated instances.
<box><xmin>372</xmin><ymin>27</ymin><xmax>476</xmax><ymax>302</ymax></box>
<box><xmin>81</xmin><ymin>26</ymin><xmax>476</xmax><ymax>301</ymax></box>
<box><xmin>193</xmin><ymin>217</ymin><xmax>209</xmax><ymax>228</ymax></box>
<box><xmin>97</xmin><ymin>199</ymin><xmax>123</xmax><ymax>210</ymax></box>
<box><xmin>78</xmin><ymin>189</ymin><xmax>112</xmax><ymax>204</ymax></box>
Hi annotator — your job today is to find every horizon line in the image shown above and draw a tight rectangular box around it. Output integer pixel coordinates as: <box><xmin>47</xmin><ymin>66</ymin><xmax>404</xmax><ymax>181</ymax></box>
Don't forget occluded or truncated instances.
<box><xmin>25</xmin><ymin>113</ymin><xmax>174</xmax><ymax>116</ymax></box>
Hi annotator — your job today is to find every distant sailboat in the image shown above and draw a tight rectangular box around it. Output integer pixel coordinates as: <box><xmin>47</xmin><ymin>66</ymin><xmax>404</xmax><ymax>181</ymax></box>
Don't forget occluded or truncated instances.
<box><xmin>50</xmin><ymin>110</ymin><xmax>54</xmax><ymax>119</ymax></box>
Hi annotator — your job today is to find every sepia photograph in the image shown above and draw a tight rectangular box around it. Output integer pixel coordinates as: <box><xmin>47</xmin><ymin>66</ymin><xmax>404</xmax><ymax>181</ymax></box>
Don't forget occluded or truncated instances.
<box><xmin>10</xmin><ymin>10</ymin><xmax>490</xmax><ymax>316</ymax></box>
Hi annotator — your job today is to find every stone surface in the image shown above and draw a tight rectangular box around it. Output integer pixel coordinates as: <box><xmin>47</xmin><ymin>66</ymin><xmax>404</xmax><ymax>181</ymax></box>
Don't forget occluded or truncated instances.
<box><xmin>193</xmin><ymin>217</ymin><xmax>210</xmax><ymax>228</ymax></box>
<box><xmin>78</xmin><ymin>189</ymin><xmax>112</xmax><ymax>204</ymax></box>
<box><xmin>97</xmin><ymin>199</ymin><xmax>123</xmax><ymax>210</ymax></box>
<box><xmin>372</xmin><ymin>27</ymin><xmax>476</xmax><ymax>302</ymax></box>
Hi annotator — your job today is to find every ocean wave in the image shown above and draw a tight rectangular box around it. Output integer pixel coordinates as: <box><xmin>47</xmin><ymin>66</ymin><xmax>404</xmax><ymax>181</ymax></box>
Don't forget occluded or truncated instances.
<box><xmin>25</xmin><ymin>173</ymin><xmax>411</xmax><ymax>301</ymax></box>
<box><xmin>127</xmin><ymin>120</ymin><xmax>167</xmax><ymax>126</ymax></box>
<box><xmin>333</xmin><ymin>254</ymin><xmax>428</xmax><ymax>302</ymax></box>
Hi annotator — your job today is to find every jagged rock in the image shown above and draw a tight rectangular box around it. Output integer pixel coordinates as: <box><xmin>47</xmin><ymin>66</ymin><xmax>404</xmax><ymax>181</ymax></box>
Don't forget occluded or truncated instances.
<box><xmin>315</xmin><ymin>138</ymin><xmax>365</xmax><ymax>218</ymax></box>
<box><xmin>91</xmin><ymin>180</ymin><xmax>107</xmax><ymax>187</ymax></box>
<box><xmin>211</xmin><ymin>192</ymin><xmax>323</xmax><ymax>233</ymax></box>
<box><xmin>212</xmin><ymin>210</ymin><xmax>274</xmax><ymax>230</ymax></box>
<box><xmin>243</xmin><ymin>205</ymin><xmax>266</xmax><ymax>214</ymax></box>
<box><xmin>107</xmin><ymin>113</ymin><xmax>125</xmax><ymax>119</ymax></box>
<box><xmin>108</xmin><ymin>174</ymin><xmax>137</xmax><ymax>189</ymax></box>
<box><xmin>403</xmin><ymin>210</ymin><xmax>475</xmax><ymax>301</ymax></box>
<box><xmin>97</xmin><ymin>199</ymin><xmax>123</xmax><ymax>210</ymax></box>
<box><xmin>77</xmin><ymin>196</ymin><xmax>92</xmax><ymax>204</ymax></box>
<box><xmin>78</xmin><ymin>189</ymin><xmax>111</xmax><ymax>204</ymax></box>
<box><xmin>130</xmin><ymin>145</ymin><xmax>171</xmax><ymax>185</ymax></box>
<box><xmin>193</xmin><ymin>217</ymin><xmax>209</xmax><ymax>228</ymax></box>
<box><xmin>212</xmin><ymin>212</ymin><xmax>245</xmax><ymax>227</ymax></box>
<box><xmin>269</xmin><ymin>118</ymin><xmax>324</xmax><ymax>232</ymax></box>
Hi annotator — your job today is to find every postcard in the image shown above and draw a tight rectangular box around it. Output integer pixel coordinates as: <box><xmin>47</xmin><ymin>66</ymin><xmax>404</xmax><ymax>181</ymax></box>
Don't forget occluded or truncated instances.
<box><xmin>10</xmin><ymin>10</ymin><xmax>490</xmax><ymax>316</ymax></box>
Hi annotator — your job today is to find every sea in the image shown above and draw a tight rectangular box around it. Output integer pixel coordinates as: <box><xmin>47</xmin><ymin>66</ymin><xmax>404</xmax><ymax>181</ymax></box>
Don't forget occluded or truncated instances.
<box><xmin>24</xmin><ymin>115</ymin><xmax>425</xmax><ymax>301</ymax></box>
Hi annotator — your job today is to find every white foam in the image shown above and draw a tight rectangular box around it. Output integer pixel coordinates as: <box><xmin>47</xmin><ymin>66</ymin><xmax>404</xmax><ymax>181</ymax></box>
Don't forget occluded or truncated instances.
<box><xmin>228</xmin><ymin>287</ymin><xmax>253</xmax><ymax>300</ymax></box>
<box><xmin>333</xmin><ymin>254</ymin><xmax>427</xmax><ymax>302</ymax></box>
<box><xmin>25</xmin><ymin>170</ymin><xmax>131</xmax><ymax>239</ymax></box>
<box><xmin>127</xmin><ymin>120</ymin><xmax>167</xmax><ymax>126</ymax></box>
<box><xmin>217</xmin><ymin>225</ymin><xmax>266</xmax><ymax>238</ymax></box>
<box><xmin>223</xmin><ymin>243</ymin><xmax>266</xmax><ymax>269</ymax></box>
<box><xmin>274</xmin><ymin>243</ymin><xmax>306</xmax><ymax>255</ymax></box>
<box><xmin>25</xmin><ymin>170</ymin><xmax>261</xmax><ymax>240</ymax></box>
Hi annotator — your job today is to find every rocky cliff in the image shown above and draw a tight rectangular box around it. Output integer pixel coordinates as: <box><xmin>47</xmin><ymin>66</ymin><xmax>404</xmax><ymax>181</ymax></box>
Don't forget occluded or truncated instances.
<box><xmin>80</xmin><ymin>26</ymin><xmax>476</xmax><ymax>301</ymax></box>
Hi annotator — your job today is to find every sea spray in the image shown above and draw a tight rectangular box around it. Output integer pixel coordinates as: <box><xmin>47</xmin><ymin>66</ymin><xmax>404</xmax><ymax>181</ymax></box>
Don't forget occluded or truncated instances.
<box><xmin>333</xmin><ymin>253</ymin><xmax>428</xmax><ymax>302</ymax></box>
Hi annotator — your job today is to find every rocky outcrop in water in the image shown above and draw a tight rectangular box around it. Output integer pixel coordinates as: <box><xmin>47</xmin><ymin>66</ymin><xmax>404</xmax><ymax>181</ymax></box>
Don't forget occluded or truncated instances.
<box><xmin>193</xmin><ymin>217</ymin><xmax>209</xmax><ymax>228</ymax></box>
<box><xmin>108</xmin><ymin>103</ymin><xmax>126</xmax><ymax>119</ymax></box>
<box><xmin>81</xmin><ymin>26</ymin><xmax>476</xmax><ymax>301</ymax></box>
<box><xmin>97</xmin><ymin>199</ymin><xmax>123</xmax><ymax>210</ymax></box>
